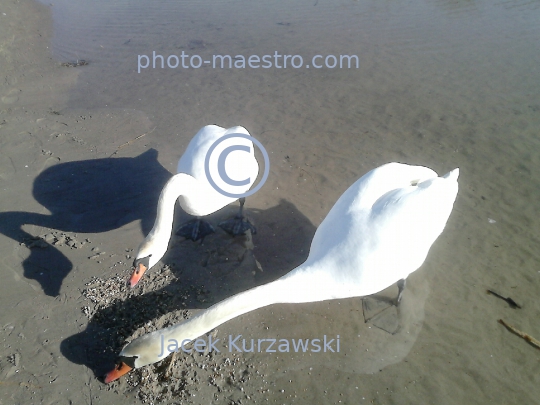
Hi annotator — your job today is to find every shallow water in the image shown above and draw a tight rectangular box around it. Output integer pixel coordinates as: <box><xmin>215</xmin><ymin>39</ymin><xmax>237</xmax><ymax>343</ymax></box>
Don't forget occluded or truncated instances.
<box><xmin>43</xmin><ymin>0</ymin><xmax>540</xmax><ymax>172</ymax></box>
<box><xmin>25</xmin><ymin>0</ymin><xmax>540</xmax><ymax>403</ymax></box>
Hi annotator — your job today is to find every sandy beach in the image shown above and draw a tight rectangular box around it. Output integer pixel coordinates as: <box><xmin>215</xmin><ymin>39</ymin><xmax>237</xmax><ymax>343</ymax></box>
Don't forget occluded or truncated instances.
<box><xmin>1</xmin><ymin>0</ymin><xmax>540</xmax><ymax>403</ymax></box>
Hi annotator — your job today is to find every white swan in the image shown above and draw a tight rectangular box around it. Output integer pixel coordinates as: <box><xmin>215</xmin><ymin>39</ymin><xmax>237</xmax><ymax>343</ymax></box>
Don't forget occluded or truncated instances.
<box><xmin>130</xmin><ymin>125</ymin><xmax>259</xmax><ymax>287</ymax></box>
<box><xmin>106</xmin><ymin>162</ymin><xmax>459</xmax><ymax>382</ymax></box>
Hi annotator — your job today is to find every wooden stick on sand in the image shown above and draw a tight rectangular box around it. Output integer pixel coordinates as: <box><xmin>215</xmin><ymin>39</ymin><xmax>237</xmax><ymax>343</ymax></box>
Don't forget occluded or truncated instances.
<box><xmin>498</xmin><ymin>319</ymin><xmax>540</xmax><ymax>350</ymax></box>
<box><xmin>109</xmin><ymin>127</ymin><xmax>156</xmax><ymax>157</ymax></box>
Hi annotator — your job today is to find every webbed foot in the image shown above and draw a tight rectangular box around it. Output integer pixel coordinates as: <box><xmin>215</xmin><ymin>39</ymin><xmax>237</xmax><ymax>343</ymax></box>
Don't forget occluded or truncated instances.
<box><xmin>362</xmin><ymin>278</ymin><xmax>407</xmax><ymax>335</ymax></box>
<box><xmin>219</xmin><ymin>216</ymin><xmax>256</xmax><ymax>236</ymax></box>
<box><xmin>219</xmin><ymin>197</ymin><xmax>256</xmax><ymax>236</ymax></box>
<box><xmin>176</xmin><ymin>219</ymin><xmax>215</xmax><ymax>242</ymax></box>
<box><xmin>362</xmin><ymin>297</ymin><xmax>399</xmax><ymax>334</ymax></box>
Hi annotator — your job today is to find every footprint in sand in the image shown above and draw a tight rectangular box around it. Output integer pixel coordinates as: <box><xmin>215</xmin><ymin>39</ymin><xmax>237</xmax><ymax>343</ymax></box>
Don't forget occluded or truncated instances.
<box><xmin>0</xmin><ymin>153</ymin><xmax>16</xmax><ymax>181</ymax></box>
<box><xmin>1</xmin><ymin>88</ymin><xmax>20</xmax><ymax>104</ymax></box>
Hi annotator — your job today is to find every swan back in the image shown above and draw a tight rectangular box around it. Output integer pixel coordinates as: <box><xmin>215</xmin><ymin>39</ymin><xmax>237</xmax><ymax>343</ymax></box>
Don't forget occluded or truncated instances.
<box><xmin>176</xmin><ymin>125</ymin><xmax>259</xmax><ymax>215</ymax></box>
<box><xmin>298</xmin><ymin>163</ymin><xmax>459</xmax><ymax>299</ymax></box>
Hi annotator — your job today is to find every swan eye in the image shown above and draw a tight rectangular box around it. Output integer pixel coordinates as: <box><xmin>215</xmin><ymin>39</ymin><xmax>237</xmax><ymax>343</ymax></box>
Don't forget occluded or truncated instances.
<box><xmin>118</xmin><ymin>355</ymin><xmax>138</xmax><ymax>368</ymax></box>
<box><xmin>133</xmin><ymin>256</ymin><xmax>151</xmax><ymax>269</ymax></box>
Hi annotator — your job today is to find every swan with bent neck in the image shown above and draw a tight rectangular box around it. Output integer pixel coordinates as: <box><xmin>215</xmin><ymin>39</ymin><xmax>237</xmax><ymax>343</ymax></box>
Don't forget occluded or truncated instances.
<box><xmin>130</xmin><ymin>125</ymin><xmax>259</xmax><ymax>287</ymax></box>
<box><xmin>106</xmin><ymin>162</ymin><xmax>459</xmax><ymax>382</ymax></box>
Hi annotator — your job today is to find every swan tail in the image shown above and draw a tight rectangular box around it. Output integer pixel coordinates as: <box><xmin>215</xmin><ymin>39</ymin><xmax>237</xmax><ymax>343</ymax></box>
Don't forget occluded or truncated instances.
<box><xmin>443</xmin><ymin>168</ymin><xmax>459</xmax><ymax>181</ymax></box>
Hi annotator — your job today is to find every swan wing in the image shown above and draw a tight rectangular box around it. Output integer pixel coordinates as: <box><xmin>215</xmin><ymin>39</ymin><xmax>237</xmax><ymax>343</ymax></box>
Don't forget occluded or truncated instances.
<box><xmin>356</xmin><ymin>168</ymin><xmax>459</xmax><ymax>291</ymax></box>
<box><xmin>177</xmin><ymin>125</ymin><xmax>258</xmax><ymax>186</ymax></box>
<box><xmin>176</xmin><ymin>125</ymin><xmax>259</xmax><ymax>215</ymax></box>
<box><xmin>302</xmin><ymin>164</ymin><xmax>458</xmax><ymax>297</ymax></box>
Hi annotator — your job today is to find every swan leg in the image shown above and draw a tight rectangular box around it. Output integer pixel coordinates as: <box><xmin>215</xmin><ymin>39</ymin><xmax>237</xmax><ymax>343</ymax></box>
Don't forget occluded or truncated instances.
<box><xmin>363</xmin><ymin>278</ymin><xmax>406</xmax><ymax>334</ymax></box>
<box><xmin>396</xmin><ymin>278</ymin><xmax>406</xmax><ymax>306</ymax></box>
<box><xmin>219</xmin><ymin>197</ymin><xmax>257</xmax><ymax>236</ymax></box>
<box><xmin>176</xmin><ymin>218</ymin><xmax>215</xmax><ymax>242</ymax></box>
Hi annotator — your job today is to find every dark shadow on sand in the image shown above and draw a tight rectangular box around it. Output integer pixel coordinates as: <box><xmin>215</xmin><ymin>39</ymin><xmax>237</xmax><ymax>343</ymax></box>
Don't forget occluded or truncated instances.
<box><xmin>60</xmin><ymin>199</ymin><xmax>317</xmax><ymax>379</ymax></box>
<box><xmin>0</xmin><ymin>149</ymin><xmax>170</xmax><ymax>296</ymax></box>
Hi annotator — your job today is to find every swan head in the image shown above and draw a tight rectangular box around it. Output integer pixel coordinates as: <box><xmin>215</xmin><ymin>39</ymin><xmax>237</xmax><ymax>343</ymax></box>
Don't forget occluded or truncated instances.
<box><xmin>129</xmin><ymin>235</ymin><xmax>168</xmax><ymax>287</ymax></box>
<box><xmin>130</xmin><ymin>256</ymin><xmax>150</xmax><ymax>287</ymax></box>
<box><xmin>104</xmin><ymin>328</ymin><xmax>168</xmax><ymax>382</ymax></box>
<box><xmin>104</xmin><ymin>355</ymin><xmax>136</xmax><ymax>383</ymax></box>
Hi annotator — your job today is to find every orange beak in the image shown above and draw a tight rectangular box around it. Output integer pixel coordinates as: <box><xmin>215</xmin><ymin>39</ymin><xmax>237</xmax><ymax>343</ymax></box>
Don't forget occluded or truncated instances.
<box><xmin>129</xmin><ymin>262</ymin><xmax>147</xmax><ymax>288</ymax></box>
<box><xmin>104</xmin><ymin>361</ymin><xmax>133</xmax><ymax>383</ymax></box>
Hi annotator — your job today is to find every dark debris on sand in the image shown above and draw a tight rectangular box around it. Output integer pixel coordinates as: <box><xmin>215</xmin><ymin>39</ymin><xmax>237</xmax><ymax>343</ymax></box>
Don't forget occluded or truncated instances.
<box><xmin>79</xmin><ymin>232</ymin><xmax>274</xmax><ymax>403</ymax></box>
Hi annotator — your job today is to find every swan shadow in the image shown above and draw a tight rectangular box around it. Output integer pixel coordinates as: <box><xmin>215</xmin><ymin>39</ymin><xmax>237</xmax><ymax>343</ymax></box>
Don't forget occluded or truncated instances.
<box><xmin>0</xmin><ymin>149</ymin><xmax>170</xmax><ymax>296</ymax></box>
<box><xmin>165</xmin><ymin>198</ymin><xmax>316</xmax><ymax>287</ymax></box>
<box><xmin>60</xmin><ymin>199</ymin><xmax>317</xmax><ymax>378</ymax></box>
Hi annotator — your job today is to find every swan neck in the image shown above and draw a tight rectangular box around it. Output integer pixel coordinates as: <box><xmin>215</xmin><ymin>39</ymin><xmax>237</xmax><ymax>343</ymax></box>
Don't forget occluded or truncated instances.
<box><xmin>161</xmin><ymin>263</ymin><xmax>325</xmax><ymax>344</ymax></box>
<box><xmin>150</xmin><ymin>173</ymin><xmax>193</xmax><ymax>237</ymax></box>
<box><xmin>169</xmin><ymin>280</ymin><xmax>285</xmax><ymax>338</ymax></box>
<box><xmin>129</xmin><ymin>262</ymin><xmax>332</xmax><ymax>366</ymax></box>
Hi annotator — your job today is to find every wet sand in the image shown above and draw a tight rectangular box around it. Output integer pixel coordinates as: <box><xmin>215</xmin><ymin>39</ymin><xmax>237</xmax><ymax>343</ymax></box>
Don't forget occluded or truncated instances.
<box><xmin>1</xmin><ymin>0</ymin><xmax>540</xmax><ymax>404</ymax></box>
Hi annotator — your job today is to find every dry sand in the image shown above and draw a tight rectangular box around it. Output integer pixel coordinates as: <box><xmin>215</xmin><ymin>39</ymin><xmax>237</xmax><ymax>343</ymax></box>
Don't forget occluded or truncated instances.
<box><xmin>1</xmin><ymin>0</ymin><xmax>540</xmax><ymax>404</ymax></box>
